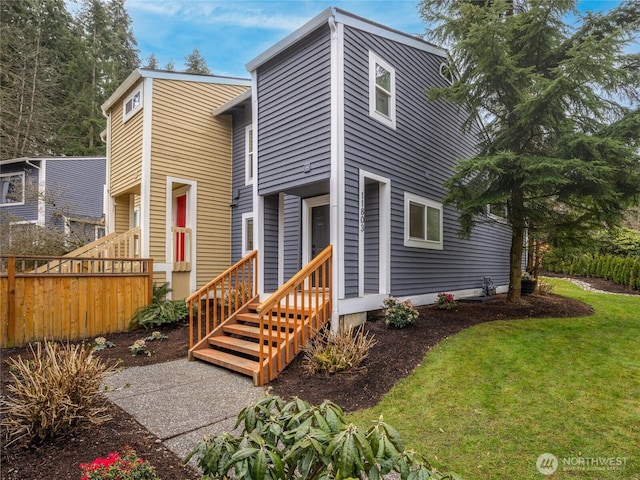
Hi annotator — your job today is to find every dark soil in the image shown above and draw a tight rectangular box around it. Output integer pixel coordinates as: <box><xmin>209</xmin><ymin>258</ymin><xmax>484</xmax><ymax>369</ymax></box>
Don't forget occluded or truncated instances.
<box><xmin>1</xmin><ymin>275</ymin><xmax>630</xmax><ymax>480</ymax></box>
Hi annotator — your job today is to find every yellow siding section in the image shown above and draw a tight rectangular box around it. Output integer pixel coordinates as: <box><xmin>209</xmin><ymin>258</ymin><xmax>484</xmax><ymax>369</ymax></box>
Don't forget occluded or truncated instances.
<box><xmin>148</xmin><ymin>80</ymin><xmax>248</xmax><ymax>289</ymax></box>
<box><xmin>113</xmin><ymin>194</ymin><xmax>130</xmax><ymax>234</ymax></box>
<box><xmin>109</xmin><ymin>82</ymin><xmax>144</xmax><ymax>197</ymax></box>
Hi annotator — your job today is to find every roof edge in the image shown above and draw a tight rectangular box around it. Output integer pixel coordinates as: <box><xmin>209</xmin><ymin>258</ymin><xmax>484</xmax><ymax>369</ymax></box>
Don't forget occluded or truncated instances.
<box><xmin>101</xmin><ymin>69</ymin><xmax>251</xmax><ymax>113</ymax></box>
<box><xmin>212</xmin><ymin>89</ymin><xmax>252</xmax><ymax>116</ymax></box>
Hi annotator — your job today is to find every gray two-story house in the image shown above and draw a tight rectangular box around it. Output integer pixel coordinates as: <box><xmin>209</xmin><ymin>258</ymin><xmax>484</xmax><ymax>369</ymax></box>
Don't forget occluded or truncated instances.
<box><xmin>0</xmin><ymin>156</ymin><xmax>107</xmax><ymax>251</ymax></box>
<box><xmin>215</xmin><ymin>7</ymin><xmax>512</xmax><ymax>330</ymax></box>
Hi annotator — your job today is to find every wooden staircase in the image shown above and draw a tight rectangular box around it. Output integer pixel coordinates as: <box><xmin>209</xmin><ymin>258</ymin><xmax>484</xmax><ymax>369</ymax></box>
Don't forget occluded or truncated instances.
<box><xmin>187</xmin><ymin>246</ymin><xmax>332</xmax><ymax>386</ymax></box>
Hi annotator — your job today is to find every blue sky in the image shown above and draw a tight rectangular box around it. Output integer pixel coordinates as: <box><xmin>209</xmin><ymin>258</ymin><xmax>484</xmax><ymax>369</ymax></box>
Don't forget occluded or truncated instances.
<box><xmin>124</xmin><ymin>0</ymin><xmax>627</xmax><ymax>78</ymax></box>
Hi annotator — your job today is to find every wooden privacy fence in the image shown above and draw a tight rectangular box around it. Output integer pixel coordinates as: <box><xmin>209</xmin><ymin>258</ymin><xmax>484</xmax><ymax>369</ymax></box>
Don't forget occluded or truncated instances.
<box><xmin>1</xmin><ymin>256</ymin><xmax>153</xmax><ymax>348</ymax></box>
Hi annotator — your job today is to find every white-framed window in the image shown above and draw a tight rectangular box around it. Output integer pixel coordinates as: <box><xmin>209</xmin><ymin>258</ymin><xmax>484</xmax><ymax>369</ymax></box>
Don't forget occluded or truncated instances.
<box><xmin>0</xmin><ymin>172</ymin><xmax>25</xmax><ymax>206</ymax></box>
<box><xmin>242</xmin><ymin>212</ymin><xmax>254</xmax><ymax>255</ymax></box>
<box><xmin>369</xmin><ymin>51</ymin><xmax>396</xmax><ymax>129</ymax></box>
<box><xmin>439</xmin><ymin>62</ymin><xmax>454</xmax><ymax>85</ymax></box>
<box><xmin>245</xmin><ymin>125</ymin><xmax>254</xmax><ymax>185</ymax></box>
<box><xmin>404</xmin><ymin>192</ymin><xmax>443</xmax><ymax>250</ymax></box>
<box><xmin>123</xmin><ymin>87</ymin><xmax>142</xmax><ymax>122</ymax></box>
<box><xmin>487</xmin><ymin>202</ymin><xmax>507</xmax><ymax>221</ymax></box>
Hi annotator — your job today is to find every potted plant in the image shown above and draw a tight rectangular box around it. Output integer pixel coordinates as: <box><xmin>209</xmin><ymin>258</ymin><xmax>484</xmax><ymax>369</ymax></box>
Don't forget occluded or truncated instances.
<box><xmin>521</xmin><ymin>271</ymin><xmax>537</xmax><ymax>295</ymax></box>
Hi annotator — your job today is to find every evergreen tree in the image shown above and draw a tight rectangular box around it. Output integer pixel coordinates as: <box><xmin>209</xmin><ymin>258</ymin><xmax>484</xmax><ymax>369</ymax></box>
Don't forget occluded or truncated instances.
<box><xmin>419</xmin><ymin>0</ymin><xmax>640</xmax><ymax>301</ymax></box>
<box><xmin>184</xmin><ymin>48</ymin><xmax>211</xmax><ymax>74</ymax></box>
<box><xmin>144</xmin><ymin>53</ymin><xmax>159</xmax><ymax>69</ymax></box>
<box><xmin>0</xmin><ymin>0</ymin><xmax>75</xmax><ymax>160</ymax></box>
<box><xmin>165</xmin><ymin>58</ymin><xmax>176</xmax><ymax>71</ymax></box>
<box><xmin>58</xmin><ymin>0</ymin><xmax>139</xmax><ymax>155</ymax></box>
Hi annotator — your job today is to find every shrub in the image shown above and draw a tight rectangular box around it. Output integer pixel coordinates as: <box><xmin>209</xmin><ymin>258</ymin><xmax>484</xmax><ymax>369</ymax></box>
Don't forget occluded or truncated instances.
<box><xmin>536</xmin><ymin>279</ymin><xmax>555</xmax><ymax>296</ymax></box>
<box><xmin>1</xmin><ymin>341</ymin><xmax>118</xmax><ymax>446</ymax></box>
<box><xmin>185</xmin><ymin>395</ymin><xmax>457</xmax><ymax>480</ymax></box>
<box><xmin>382</xmin><ymin>297</ymin><xmax>419</xmax><ymax>328</ymax></box>
<box><xmin>223</xmin><ymin>281</ymin><xmax>252</xmax><ymax>309</ymax></box>
<box><xmin>131</xmin><ymin>282</ymin><xmax>188</xmax><ymax>329</ymax></box>
<box><xmin>79</xmin><ymin>446</ymin><xmax>158</xmax><ymax>480</ymax></box>
<box><xmin>436</xmin><ymin>292</ymin><xmax>457</xmax><ymax>310</ymax></box>
<box><xmin>303</xmin><ymin>325</ymin><xmax>377</xmax><ymax>374</ymax></box>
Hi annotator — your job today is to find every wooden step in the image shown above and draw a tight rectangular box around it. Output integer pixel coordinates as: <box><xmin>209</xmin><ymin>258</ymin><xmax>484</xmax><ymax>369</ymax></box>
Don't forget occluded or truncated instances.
<box><xmin>190</xmin><ymin>349</ymin><xmax>259</xmax><ymax>376</ymax></box>
<box><xmin>209</xmin><ymin>336</ymin><xmax>261</xmax><ymax>357</ymax></box>
<box><xmin>223</xmin><ymin>323</ymin><xmax>262</xmax><ymax>339</ymax></box>
<box><xmin>236</xmin><ymin>312</ymin><xmax>302</xmax><ymax>330</ymax></box>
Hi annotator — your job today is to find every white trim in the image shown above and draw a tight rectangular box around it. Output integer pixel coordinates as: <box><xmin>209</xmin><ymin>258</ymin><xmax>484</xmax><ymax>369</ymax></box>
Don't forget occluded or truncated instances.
<box><xmin>329</xmin><ymin>17</ymin><xmax>344</xmax><ymax>330</ymax></box>
<box><xmin>37</xmin><ymin>160</ymin><xmax>46</xmax><ymax>226</ymax></box>
<box><xmin>241</xmin><ymin>211</ymin><xmax>254</xmax><ymax>256</ymax></box>
<box><xmin>122</xmin><ymin>86</ymin><xmax>143</xmax><ymax>123</ymax></box>
<box><xmin>212</xmin><ymin>89</ymin><xmax>252</xmax><ymax>116</ymax></box>
<box><xmin>251</xmin><ymin>72</ymin><xmax>263</xmax><ymax>296</ymax></box>
<box><xmin>245</xmin><ymin>125</ymin><xmax>254</xmax><ymax>185</ymax></box>
<box><xmin>302</xmin><ymin>194</ymin><xmax>331</xmax><ymax>266</ymax></box>
<box><xmin>278</xmin><ymin>193</ymin><xmax>284</xmax><ymax>286</ymax></box>
<box><xmin>101</xmin><ymin>68</ymin><xmax>250</xmax><ymax>113</ymax></box>
<box><xmin>245</xmin><ymin>8</ymin><xmax>445</xmax><ymax>72</ymax></box>
<box><xmin>337</xmin><ymin>285</ymin><xmax>509</xmax><ymax>315</ymax></box>
<box><xmin>105</xmin><ymin>113</ymin><xmax>115</xmax><ymax>234</ymax></box>
<box><xmin>140</xmin><ymin>77</ymin><xmax>153</xmax><ymax>258</ymax></box>
<box><xmin>404</xmin><ymin>192</ymin><xmax>443</xmax><ymax>250</ymax></box>
<box><xmin>165</xmin><ymin>176</ymin><xmax>198</xmax><ymax>296</ymax></box>
<box><xmin>358</xmin><ymin>170</ymin><xmax>391</xmax><ymax>297</ymax></box>
<box><xmin>369</xmin><ymin>51</ymin><xmax>396</xmax><ymax>129</ymax></box>
<box><xmin>0</xmin><ymin>171</ymin><xmax>25</xmax><ymax>207</ymax></box>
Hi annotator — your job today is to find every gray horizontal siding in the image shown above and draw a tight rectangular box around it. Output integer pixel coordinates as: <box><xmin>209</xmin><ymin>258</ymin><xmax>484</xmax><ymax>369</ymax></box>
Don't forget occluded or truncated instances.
<box><xmin>231</xmin><ymin>105</ymin><xmax>254</xmax><ymax>262</ymax></box>
<box><xmin>263</xmin><ymin>194</ymin><xmax>279</xmax><ymax>292</ymax></box>
<box><xmin>257</xmin><ymin>24</ymin><xmax>332</xmax><ymax>196</ymax></box>
<box><xmin>0</xmin><ymin>163</ymin><xmax>38</xmax><ymax>221</ymax></box>
<box><xmin>45</xmin><ymin>158</ymin><xmax>106</xmax><ymax>225</ymax></box>
<box><xmin>283</xmin><ymin>194</ymin><xmax>301</xmax><ymax>281</ymax></box>
<box><xmin>342</xmin><ymin>26</ymin><xmax>511</xmax><ymax>297</ymax></box>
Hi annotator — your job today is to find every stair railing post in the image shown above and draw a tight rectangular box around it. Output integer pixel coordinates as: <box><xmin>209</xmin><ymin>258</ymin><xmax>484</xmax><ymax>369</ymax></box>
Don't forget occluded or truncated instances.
<box><xmin>7</xmin><ymin>256</ymin><xmax>16</xmax><ymax>348</ymax></box>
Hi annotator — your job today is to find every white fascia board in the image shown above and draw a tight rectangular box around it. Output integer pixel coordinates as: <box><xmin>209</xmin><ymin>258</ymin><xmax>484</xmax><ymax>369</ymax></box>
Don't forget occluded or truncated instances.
<box><xmin>102</xmin><ymin>68</ymin><xmax>251</xmax><ymax>113</ymax></box>
<box><xmin>333</xmin><ymin>9</ymin><xmax>446</xmax><ymax>58</ymax></box>
<box><xmin>246</xmin><ymin>7</ymin><xmax>335</xmax><ymax>72</ymax></box>
<box><xmin>245</xmin><ymin>7</ymin><xmax>446</xmax><ymax>73</ymax></box>
<box><xmin>212</xmin><ymin>89</ymin><xmax>252</xmax><ymax>117</ymax></box>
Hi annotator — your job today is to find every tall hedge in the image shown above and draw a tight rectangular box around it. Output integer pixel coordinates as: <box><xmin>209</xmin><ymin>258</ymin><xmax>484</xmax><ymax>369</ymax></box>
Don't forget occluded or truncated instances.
<box><xmin>544</xmin><ymin>253</ymin><xmax>640</xmax><ymax>290</ymax></box>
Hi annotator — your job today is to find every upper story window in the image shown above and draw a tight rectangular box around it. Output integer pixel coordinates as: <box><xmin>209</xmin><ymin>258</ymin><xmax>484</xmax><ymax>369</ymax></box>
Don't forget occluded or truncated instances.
<box><xmin>123</xmin><ymin>87</ymin><xmax>142</xmax><ymax>122</ymax></box>
<box><xmin>0</xmin><ymin>172</ymin><xmax>25</xmax><ymax>206</ymax></box>
<box><xmin>404</xmin><ymin>192</ymin><xmax>443</xmax><ymax>250</ymax></box>
<box><xmin>369</xmin><ymin>51</ymin><xmax>396</xmax><ymax>129</ymax></box>
<box><xmin>245</xmin><ymin>125</ymin><xmax>254</xmax><ymax>185</ymax></box>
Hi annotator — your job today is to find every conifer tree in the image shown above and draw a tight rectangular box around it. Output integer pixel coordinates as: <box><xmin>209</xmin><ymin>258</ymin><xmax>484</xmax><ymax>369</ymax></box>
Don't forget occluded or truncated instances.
<box><xmin>144</xmin><ymin>53</ymin><xmax>159</xmax><ymax>69</ymax></box>
<box><xmin>184</xmin><ymin>48</ymin><xmax>211</xmax><ymax>74</ymax></box>
<box><xmin>420</xmin><ymin>0</ymin><xmax>640</xmax><ymax>301</ymax></box>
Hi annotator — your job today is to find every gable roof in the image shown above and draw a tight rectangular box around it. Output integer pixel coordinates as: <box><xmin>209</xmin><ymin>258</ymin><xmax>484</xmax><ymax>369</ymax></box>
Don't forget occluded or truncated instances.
<box><xmin>101</xmin><ymin>69</ymin><xmax>251</xmax><ymax>113</ymax></box>
<box><xmin>245</xmin><ymin>7</ymin><xmax>446</xmax><ymax>72</ymax></box>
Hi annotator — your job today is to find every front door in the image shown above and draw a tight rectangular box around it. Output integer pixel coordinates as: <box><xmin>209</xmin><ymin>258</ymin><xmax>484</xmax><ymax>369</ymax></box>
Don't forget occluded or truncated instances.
<box><xmin>303</xmin><ymin>195</ymin><xmax>330</xmax><ymax>264</ymax></box>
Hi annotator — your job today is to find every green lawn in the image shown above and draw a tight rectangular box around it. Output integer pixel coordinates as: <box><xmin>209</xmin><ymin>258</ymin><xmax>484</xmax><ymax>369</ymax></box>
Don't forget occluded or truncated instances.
<box><xmin>348</xmin><ymin>279</ymin><xmax>640</xmax><ymax>479</ymax></box>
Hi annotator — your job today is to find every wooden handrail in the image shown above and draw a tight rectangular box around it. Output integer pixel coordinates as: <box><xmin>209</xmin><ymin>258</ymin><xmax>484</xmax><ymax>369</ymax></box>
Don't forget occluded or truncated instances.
<box><xmin>256</xmin><ymin>245</ymin><xmax>332</xmax><ymax>385</ymax></box>
<box><xmin>186</xmin><ymin>251</ymin><xmax>258</xmax><ymax>348</ymax></box>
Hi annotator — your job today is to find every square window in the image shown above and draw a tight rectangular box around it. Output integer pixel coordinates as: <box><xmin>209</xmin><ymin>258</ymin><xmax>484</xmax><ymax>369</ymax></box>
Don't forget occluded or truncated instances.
<box><xmin>404</xmin><ymin>192</ymin><xmax>443</xmax><ymax>250</ymax></box>
<box><xmin>123</xmin><ymin>87</ymin><xmax>143</xmax><ymax>122</ymax></box>
<box><xmin>1</xmin><ymin>172</ymin><xmax>25</xmax><ymax>205</ymax></box>
<box><xmin>369</xmin><ymin>52</ymin><xmax>396</xmax><ymax>129</ymax></box>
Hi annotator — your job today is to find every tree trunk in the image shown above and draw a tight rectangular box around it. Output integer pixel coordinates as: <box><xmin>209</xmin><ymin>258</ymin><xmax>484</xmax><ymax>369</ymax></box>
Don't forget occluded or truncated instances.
<box><xmin>507</xmin><ymin>226</ymin><xmax>524</xmax><ymax>302</ymax></box>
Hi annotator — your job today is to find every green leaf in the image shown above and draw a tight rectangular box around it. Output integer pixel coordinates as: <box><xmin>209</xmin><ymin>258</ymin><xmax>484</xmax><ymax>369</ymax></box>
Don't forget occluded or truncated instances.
<box><xmin>251</xmin><ymin>448</ymin><xmax>267</xmax><ymax>480</ymax></box>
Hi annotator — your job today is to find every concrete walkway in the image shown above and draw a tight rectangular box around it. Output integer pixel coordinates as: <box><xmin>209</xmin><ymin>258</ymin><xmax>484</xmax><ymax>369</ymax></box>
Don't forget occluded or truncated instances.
<box><xmin>103</xmin><ymin>359</ymin><xmax>267</xmax><ymax>461</ymax></box>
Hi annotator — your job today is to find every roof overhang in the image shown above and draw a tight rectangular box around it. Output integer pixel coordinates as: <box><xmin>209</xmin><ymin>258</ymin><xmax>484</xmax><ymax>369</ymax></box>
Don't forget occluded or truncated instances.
<box><xmin>212</xmin><ymin>89</ymin><xmax>252</xmax><ymax>117</ymax></box>
<box><xmin>101</xmin><ymin>68</ymin><xmax>251</xmax><ymax>114</ymax></box>
<box><xmin>0</xmin><ymin>156</ymin><xmax>106</xmax><ymax>166</ymax></box>
<box><xmin>245</xmin><ymin>7</ymin><xmax>446</xmax><ymax>73</ymax></box>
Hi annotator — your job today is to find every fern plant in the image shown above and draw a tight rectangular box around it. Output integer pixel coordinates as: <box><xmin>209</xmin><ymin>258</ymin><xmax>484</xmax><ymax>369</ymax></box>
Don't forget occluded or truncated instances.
<box><xmin>130</xmin><ymin>282</ymin><xmax>189</xmax><ymax>329</ymax></box>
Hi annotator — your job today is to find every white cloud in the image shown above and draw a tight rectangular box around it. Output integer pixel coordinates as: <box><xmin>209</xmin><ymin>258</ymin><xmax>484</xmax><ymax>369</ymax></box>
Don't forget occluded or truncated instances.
<box><xmin>127</xmin><ymin>1</ymin><xmax>312</xmax><ymax>31</ymax></box>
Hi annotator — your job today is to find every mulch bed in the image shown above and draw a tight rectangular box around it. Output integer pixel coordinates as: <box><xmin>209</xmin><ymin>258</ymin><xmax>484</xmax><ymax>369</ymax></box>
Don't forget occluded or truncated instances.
<box><xmin>1</xmin><ymin>276</ymin><xmax>630</xmax><ymax>479</ymax></box>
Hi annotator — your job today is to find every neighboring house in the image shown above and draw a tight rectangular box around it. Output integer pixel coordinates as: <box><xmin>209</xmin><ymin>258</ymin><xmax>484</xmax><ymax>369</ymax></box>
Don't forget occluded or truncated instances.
<box><xmin>0</xmin><ymin>156</ymin><xmax>107</xmax><ymax>250</ymax></box>
<box><xmin>100</xmin><ymin>69</ymin><xmax>250</xmax><ymax>299</ymax></box>
<box><xmin>216</xmin><ymin>8</ymin><xmax>512</xmax><ymax>329</ymax></box>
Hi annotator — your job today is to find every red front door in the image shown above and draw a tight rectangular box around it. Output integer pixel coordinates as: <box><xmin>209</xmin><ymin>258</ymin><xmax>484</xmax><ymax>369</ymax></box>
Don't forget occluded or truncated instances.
<box><xmin>175</xmin><ymin>194</ymin><xmax>186</xmax><ymax>262</ymax></box>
